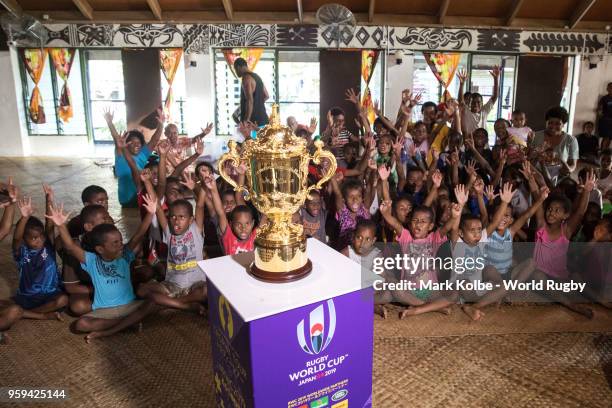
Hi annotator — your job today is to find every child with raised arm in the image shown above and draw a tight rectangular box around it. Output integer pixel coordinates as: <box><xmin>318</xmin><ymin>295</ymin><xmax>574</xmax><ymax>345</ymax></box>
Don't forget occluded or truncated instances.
<box><xmin>207</xmin><ymin>176</ymin><xmax>257</xmax><ymax>254</ymax></box>
<box><xmin>526</xmin><ymin>170</ymin><xmax>599</xmax><ymax>318</ymax></box>
<box><xmin>330</xmin><ymin>172</ymin><xmax>374</xmax><ymax>250</ymax></box>
<box><xmin>136</xmin><ymin>185</ymin><xmax>207</xmax><ymax>314</ymax></box>
<box><xmin>47</xmin><ymin>195</ymin><xmax>158</xmax><ymax>342</ymax></box>
<box><xmin>0</xmin><ymin>188</ymin><xmax>68</xmax><ymax>342</ymax></box>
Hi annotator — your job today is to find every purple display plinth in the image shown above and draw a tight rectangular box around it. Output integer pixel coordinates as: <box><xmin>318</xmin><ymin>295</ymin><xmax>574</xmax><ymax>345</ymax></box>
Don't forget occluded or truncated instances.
<box><xmin>208</xmin><ymin>282</ymin><xmax>373</xmax><ymax>408</ymax></box>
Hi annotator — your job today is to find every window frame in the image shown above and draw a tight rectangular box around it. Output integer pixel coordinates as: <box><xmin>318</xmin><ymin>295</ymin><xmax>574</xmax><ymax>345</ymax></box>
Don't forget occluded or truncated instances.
<box><xmin>19</xmin><ymin>49</ymin><xmax>89</xmax><ymax>137</ymax></box>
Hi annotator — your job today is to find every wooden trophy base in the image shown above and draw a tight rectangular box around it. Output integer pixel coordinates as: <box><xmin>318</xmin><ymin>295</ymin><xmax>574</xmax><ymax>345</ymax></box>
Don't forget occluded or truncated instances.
<box><xmin>249</xmin><ymin>259</ymin><xmax>313</xmax><ymax>283</ymax></box>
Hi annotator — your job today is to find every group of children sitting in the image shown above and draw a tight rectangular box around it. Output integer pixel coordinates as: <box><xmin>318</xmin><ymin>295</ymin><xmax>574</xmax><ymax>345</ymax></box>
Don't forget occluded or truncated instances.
<box><xmin>1</xmin><ymin>78</ymin><xmax>611</xmax><ymax>343</ymax></box>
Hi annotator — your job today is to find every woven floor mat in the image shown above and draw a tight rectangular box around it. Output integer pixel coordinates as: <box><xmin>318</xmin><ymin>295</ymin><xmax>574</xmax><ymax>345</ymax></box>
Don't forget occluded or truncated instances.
<box><xmin>374</xmin><ymin>303</ymin><xmax>612</xmax><ymax>338</ymax></box>
<box><xmin>373</xmin><ymin>332</ymin><xmax>612</xmax><ymax>408</ymax></box>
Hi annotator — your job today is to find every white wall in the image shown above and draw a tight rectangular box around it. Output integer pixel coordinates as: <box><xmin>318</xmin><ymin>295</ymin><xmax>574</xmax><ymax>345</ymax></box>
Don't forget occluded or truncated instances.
<box><xmin>572</xmin><ymin>55</ymin><xmax>611</xmax><ymax>135</ymax></box>
<box><xmin>0</xmin><ymin>49</ymin><xmax>29</xmax><ymax>156</ymax></box>
<box><xmin>384</xmin><ymin>52</ymin><xmax>414</xmax><ymax>120</ymax></box>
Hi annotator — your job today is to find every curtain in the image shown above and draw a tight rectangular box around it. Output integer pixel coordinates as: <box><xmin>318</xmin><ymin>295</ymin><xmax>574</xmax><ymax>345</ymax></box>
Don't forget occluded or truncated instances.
<box><xmin>49</xmin><ymin>48</ymin><xmax>76</xmax><ymax>123</ymax></box>
<box><xmin>222</xmin><ymin>48</ymin><xmax>264</xmax><ymax>78</ymax></box>
<box><xmin>424</xmin><ymin>53</ymin><xmax>461</xmax><ymax>102</ymax></box>
<box><xmin>361</xmin><ymin>50</ymin><xmax>379</xmax><ymax>125</ymax></box>
<box><xmin>22</xmin><ymin>48</ymin><xmax>48</xmax><ymax>124</ymax></box>
<box><xmin>160</xmin><ymin>48</ymin><xmax>183</xmax><ymax>121</ymax></box>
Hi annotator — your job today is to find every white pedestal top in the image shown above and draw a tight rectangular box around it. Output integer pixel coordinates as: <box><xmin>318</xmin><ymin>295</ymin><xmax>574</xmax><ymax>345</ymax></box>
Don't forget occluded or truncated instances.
<box><xmin>199</xmin><ymin>239</ymin><xmax>372</xmax><ymax>322</ymax></box>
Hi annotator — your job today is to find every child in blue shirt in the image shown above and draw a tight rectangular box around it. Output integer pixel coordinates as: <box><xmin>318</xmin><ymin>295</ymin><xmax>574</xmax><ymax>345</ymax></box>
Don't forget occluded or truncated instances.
<box><xmin>1</xmin><ymin>186</ymin><xmax>68</xmax><ymax>344</ymax></box>
<box><xmin>48</xmin><ymin>194</ymin><xmax>158</xmax><ymax>343</ymax></box>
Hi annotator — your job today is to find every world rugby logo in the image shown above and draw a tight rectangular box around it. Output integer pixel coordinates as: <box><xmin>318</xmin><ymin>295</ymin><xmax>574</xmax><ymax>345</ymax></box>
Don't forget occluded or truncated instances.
<box><xmin>297</xmin><ymin>299</ymin><xmax>336</xmax><ymax>355</ymax></box>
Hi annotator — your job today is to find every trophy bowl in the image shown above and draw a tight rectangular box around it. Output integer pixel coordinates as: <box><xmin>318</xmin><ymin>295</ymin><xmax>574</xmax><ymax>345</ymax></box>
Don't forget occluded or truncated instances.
<box><xmin>218</xmin><ymin>105</ymin><xmax>336</xmax><ymax>282</ymax></box>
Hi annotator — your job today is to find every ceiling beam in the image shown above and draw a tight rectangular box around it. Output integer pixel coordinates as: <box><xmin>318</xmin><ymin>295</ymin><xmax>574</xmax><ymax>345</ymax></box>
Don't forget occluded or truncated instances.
<box><xmin>438</xmin><ymin>0</ymin><xmax>450</xmax><ymax>24</ymax></box>
<box><xmin>221</xmin><ymin>0</ymin><xmax>233</xmax><ymax>20</ymax></box>
<box><xmin>146</xmin><ymin>0</ymin><xmax>162</xmax><ymax>21</ymax></box>
<box><xmin>71</xmin><ymin>0</ymin><xmax>94</xmax><ymax>20</ymax></box>
<box><xmin>22</xmin><ymin>10</ymin><xmax>611</xmax><ymax>31</ymax></box>
<box><xmin>296</xmin><ymin>0</ymin><xmax>303</xmax><ymax>23</ymax></box>
<box><xmin>0</xmin><ymin>0</ymin><xmax>22</xmax><ymax>16</ymax></box>
<box><xmin>368</xmin><ymin>0</ymin><xmax>376</xmax><ymax>23</ymax></box>
<box><xmin>569</xmin><ymin>0</ymin><xmax>597</xmax><ymax>29</ymax></box>
<box><xmin>506</xmin><ymin>0</ymin><xmax>524</xmax><ymax>26</ymax></box>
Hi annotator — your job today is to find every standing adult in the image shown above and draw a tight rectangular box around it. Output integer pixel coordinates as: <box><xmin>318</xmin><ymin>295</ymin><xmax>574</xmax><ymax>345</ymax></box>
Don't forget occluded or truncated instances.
<box><xmin>597</xmin><ymin>82</ymin><xmax>612</xmax><ymax>150</ymax></box>
<box><xmin>233</xmin><ymin>58</ymin><xmax>270</xmax><ymax>127</ymax></box>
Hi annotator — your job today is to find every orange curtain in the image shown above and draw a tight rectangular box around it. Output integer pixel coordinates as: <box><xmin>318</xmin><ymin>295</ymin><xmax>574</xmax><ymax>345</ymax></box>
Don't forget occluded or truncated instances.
<box><xmin>424</xmin><ymin>53</ymin><xmax>461</xmax><ymax>102</ymax></box>
<box><xmin>361</xmin><ymin>50</ymin><xmax>380</xmax><ymax>125</ymax></box>
<box><xmin>222</xmin><ymin>48</ymin><xmax>263</xmax><ymax>78</ymax></box>
<box><xmin>49</xmin><ymin>48</ymin><xmax>76</xmax><ymax>123</ymax></box>
<box><xmin>160</xmin><ymin>48</ymin><xmax>183</xmax><ymax>121</ymax></box>
<box><xmin>22</xmin><ymin>48</ymin><xmax>48</xmax><ymax>124</ymax></box>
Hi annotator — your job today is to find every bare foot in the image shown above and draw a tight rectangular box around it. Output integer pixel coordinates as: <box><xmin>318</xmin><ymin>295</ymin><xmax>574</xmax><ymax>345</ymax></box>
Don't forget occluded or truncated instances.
<box><xmin>462</xmin><ymin>305</ymin><xmax>484</xmax><ymax>321</ymax></box>
<box><xmin>374</xmin><ymin>305</ymin><xmax>387</xmax><ymax>319</ymax></box>
<box><xmin>399</xmin><ymin>308</ymin><xmax>414</xmax><ymax>320</ymax></box>
<box><xmin>437</xmin><ymin>307</ymin><xmax>452</xmax><ymax>315</ymax></box>
<box><xmin>84</xmin><ymin>331</ymin><xmax>104</xmax><ymax>344</ymax></box>
<box><xmin>0</xmin><ymin>332</ymin><xmax>9</xmax><ymax>345</ymax></box>
<box><xmin>45</xmin><ymin>311</ymin><xmax>64</xmax><ymax>321</ymax></box>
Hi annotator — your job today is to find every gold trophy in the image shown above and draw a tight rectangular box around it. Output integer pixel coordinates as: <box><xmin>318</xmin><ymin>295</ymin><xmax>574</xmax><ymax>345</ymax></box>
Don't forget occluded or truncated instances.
<box><xmin>218</xmin><ymin>105</ymin><xmax>336</xmax><ymax>282</ymax></box>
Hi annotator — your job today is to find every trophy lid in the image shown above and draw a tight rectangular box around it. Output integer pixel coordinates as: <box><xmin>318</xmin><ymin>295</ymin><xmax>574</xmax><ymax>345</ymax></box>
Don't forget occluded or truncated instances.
<box><xmin>248</xmin><ymin>104</ymin><xmax>306</xmax><ymax>154</ymax></box>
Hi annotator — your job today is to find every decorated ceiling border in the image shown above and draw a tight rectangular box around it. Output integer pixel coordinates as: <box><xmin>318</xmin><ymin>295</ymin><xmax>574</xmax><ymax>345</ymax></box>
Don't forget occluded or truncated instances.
<box><xmin>41</xmin><ymin>23</ymin><xmax>611</xmax><ymax>56</ymax></box>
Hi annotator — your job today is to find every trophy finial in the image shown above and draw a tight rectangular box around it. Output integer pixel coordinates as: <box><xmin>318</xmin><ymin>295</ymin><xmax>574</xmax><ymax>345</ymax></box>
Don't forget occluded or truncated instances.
<box><xmin>269</xmin><ymin>104</ymin><xmax>280</xmax><ymax>127</ymax></box>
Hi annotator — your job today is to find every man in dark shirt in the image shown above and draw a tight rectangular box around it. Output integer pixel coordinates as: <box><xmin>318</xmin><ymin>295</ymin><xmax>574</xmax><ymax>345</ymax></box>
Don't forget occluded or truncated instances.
<box><xmin>598</xmin><ymin>82</ymin><xmax>612</xmax><ymax>150</ymax></box>
<box><xmin>234</xmin><ymin>58</ymin><xmax>270</xmax><ymax>127</ymax></box>
<box><xmin>577</xmin><ymin>121</ymin><xmax>599</xmax><ymax>162</ymax></box>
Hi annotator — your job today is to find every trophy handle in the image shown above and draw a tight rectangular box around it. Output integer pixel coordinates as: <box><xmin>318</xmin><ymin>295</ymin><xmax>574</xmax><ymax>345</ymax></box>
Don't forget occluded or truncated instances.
<box><xmin>306</xmin><ymin>139</ymin><xmax>337</xmax><ymax>198</ymax></box>
<box><xmin>217</xmin><ymin>140</ymin><xmax>251</xmax><ymax>200</ymax></box>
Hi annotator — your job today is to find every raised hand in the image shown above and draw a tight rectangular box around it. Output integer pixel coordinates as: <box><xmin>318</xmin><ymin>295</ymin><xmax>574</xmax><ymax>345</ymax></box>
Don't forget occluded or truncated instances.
<box><xmin>519</xmin><ymin>161</ymin><xmax>532</xmax><ymax>179</ymax></box>
<box><xmin>103</xmin><ymin>106</ymin><xmax>114</xmax><ymax>123</ymax></box>
<box><xmin>181</xmin><ymin>172</ymin><xmax>196</xmax><ymax>191</ymax></box>
<box><xmin>117</xmin><ymin>131</ymin><xmax>128</xmax><ymax>149</ymax></box>
<box><xmin>498</xmin><ymin>148</ymin><xmax>507</xmax><ymax>164</ymax></box>
<box><xmin>367</xmin><ymin>159</ymin><xmax>377</xmax><ymax>171</ymax></box>
<box><xmin>484</xmin><ymin>185</ymin><xmax>498</xmax><ymax>202</ymax></box>
<box><xmin>7</xmin><ymin>177</ymin><xmax>18</xmax><ymax>203</ymax></box>
<box><xmin>490</xmin><ymin>65</ymin><xmax>501</xmax><ymax>78</ymax></box>
<box><xmin>499</xmin><ymin>182</ymin><xmax>515</xmax><ymax>203</ymax></box>
<box><xmin>454</xmin><ymin>184</ymin><xmax>469</xmax><ymax>206</ymax></box>
<box><xmin>457</xmin><ymin>68</ymin><xmax>468</xmax><ymax>83</ymax></box>
<box><xmin>539</xmin><ymin>186</ymin><xmax>550</xmax><ymax>201</ymax></box>
<box><xmin>308</xmin><ymin>117</ymin><xmax>318</xmax><ymax>133</ymax></box>
<box><xmin>142</xmin><ymin>193</ymin><xmax>157</xmax><ymax>214</ymax></box>
<box><xmin>333</xmin><ymin>171</ymin><xmax>344</xmax><ymax>184</ymax></box>
<box><xmin>17</xmin><ymin>196</ymin><xmax>33</xmax><ymax>218</ymax></box>
<box><xmin>203</xmin><ymin>176</ymin><xmax>216</xmax><ymax>191</ymax></box>
<box><xmin>379</xmin><ymin>200</ymin><xmax>392</xmax><ymax>215</ymax></box>
<box><xmin>448</xmin><ymin>148</ymin><xmax>460</xmax><ymax>167</ymax></box>
<box><xmin>378</xmin><ymin>165</ymin><xmax>391</xmax><ymax>181</ymax></box>
<box><xmin>464</xmin><ymin>135</ymin><xmax>475</xmax><ymax>150</ymax></box>
<box><xmin>236</xmin><ymin>161</ymin><xmax>248</xmax><ymax>175</ymax></box>
<box><xmin>401</xmin><ymin>89</ymin><xmax>411</xmax><ymax>105</ymax></box>
<box><xmin>345</xmin><ymin>88</ymin><xmax>360</xmax><ymax>105</ymax></box>
<box><xmin>155</xmin><ymin>107</ymin><xmax>166</xmax><ymax>125</ymax></box>
<box><xmin>410</xmin><ymin>92</ymin><xmax>422</xmax><ymax>108</ymax></box>
<box><xmin>373</xmin><ymin>100</ymin><xmax>381</xmax><ymax>117</ymax></box>
<box><xmin>158</xmin><ymin>140</ymin><xmax>170</xmax><ymax>155</ymax></box>
<box><xmin>326</xmin><ymin>110</ymin><xmax>333</xmax><ymax>128</ymax></box>
<box><xmin>465</xmin><ymin>160</ymin><xmax>478</xmax><ymax>181</ymax></box>
<box><xmin>45</xmin><ymin>203</ymin><xmax>70</xmax><ymax>226</ymax></box>
<box><xmin>392</xmin><ymin>136</ymin><xmax>403</xmax><ymax>157</ymax></box>
<box><xmin>581</xmin><ymin>170</ymin><xmax>598</xmax><ymax>192</ymax></box>
<box><xmin>431</xmin><ymin>169</ymin><xmax>443</xmax><ymax>188</ymax></box>
<box><xmin>201</xmin><ymin>122</ymin><xmax>213</xmax><ymax>136</ymax></box>
<box><xmin>42</xmin><ymin>183</ymin><xmax>54</xmax><ymax>202</ymax></box>
<box><xmin>140</xmin><ymin>168</ymin><xmax>152</xmax><ymax>182</ymax></box>
<box><xmin>450</xmin><ymin>202</ymin><xmax>463</xmax><ymax>219</ymax></box>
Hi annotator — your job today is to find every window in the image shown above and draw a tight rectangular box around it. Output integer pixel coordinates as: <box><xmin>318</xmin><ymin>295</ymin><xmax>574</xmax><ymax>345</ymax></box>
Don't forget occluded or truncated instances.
<box><xmin>278</xmin><ymin>51</ymin><xmax>319</xmax><ymax>133</ymax></box>
<box><xmin>161</xmin><ymin>56</ymin><xmax>187</xmax><ymax>134</ymax></box>
<box><xmin>214</xmin><ymin>49</ymin><xmax>276</xmax><ymax>135</ymax></box>
<box><xmin>411</xmin><ymin>52</ymin><xmax>469</xmax><ymax>121</ymax></box>
<box><xmin>85</xmin><ymin>50</ymin><xmax>126</xmax><ymax>143</ymax></box>
<box><xmin>20</xmin><ymin>50</ymin><xmax>87</xmax><ymax>135</ymax></box>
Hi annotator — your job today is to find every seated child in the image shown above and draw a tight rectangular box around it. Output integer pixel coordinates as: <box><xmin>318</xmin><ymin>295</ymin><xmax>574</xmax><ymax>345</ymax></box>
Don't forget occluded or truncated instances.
<box><xmin>67</xmin><ymin>185</ymin><xmax>112</xmax><ymax>238</ymax></box>
<box><xmin>507</xmin><ymin>109</ymin><xmax>533</xmax><ymax>146</ymax></box>
<box><xmin>341</xmin><ymin>219</ymin><xmax>381</xmax><ymax>269</ymax></box>
<box><xmin>207</xmin><ymin>177</ymin><xmax>257</xmax><ymax>255</ymax></box>
<box><xmin>137</xmin><ymin>187</ymin><xmax>207</xmax><ymax>313</ymax></box>
<box><xmin>299</xmin><ymin>190</ymin><xmax>327</xmax><ymax>243</ymax></box>
<box><xmin>48</xmin><ymin>195</ymin><xmax>158</xmax><ymax>342</ymax></box>
<box><xmin>330</xmin><ymin>174</ymin><xmax>374</xmax><ymax>250</ymax></box>
<box><xmin>0</xmin><ymin>192</ymin><xmax>68</xmax><ymax>342</ymax></box>
<box><xmin>62</xmin><ymin>204</ymin><xmax>113</xmax><ymax>316</ymax></box>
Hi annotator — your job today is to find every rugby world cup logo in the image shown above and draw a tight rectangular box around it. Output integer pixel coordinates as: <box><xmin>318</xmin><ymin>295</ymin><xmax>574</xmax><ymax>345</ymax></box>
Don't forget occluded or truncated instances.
<box><xmin>297</xmin><ymin>299</ymin><xmax>336</xmax><ymax>355</ymax></box>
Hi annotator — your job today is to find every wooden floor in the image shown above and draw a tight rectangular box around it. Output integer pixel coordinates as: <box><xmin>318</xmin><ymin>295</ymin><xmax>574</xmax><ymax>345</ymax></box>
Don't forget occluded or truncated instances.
<box><xmin>0</xmin><ymin>157</ymin><xmax>611</xmax><ymax>407</ymax></box>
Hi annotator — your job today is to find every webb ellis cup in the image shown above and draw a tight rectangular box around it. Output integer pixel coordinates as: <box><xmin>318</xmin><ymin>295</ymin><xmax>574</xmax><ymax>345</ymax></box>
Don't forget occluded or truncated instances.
<box><xmin>218</xmin><ymin>104</ymin><xmax>336</xmax><ymax>282</ymax></box>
